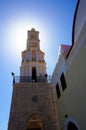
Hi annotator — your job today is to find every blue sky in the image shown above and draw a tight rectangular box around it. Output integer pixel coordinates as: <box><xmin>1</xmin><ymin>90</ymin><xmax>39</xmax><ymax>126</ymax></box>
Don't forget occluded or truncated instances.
<box><xmin>0</xmin><ymin>0</ymin><xmax>77</xmax><ymax>129</ymax></box>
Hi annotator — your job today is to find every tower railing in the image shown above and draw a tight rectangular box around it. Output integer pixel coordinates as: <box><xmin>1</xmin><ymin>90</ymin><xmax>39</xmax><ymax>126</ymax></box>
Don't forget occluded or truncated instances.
<box><xmin>12</xmin><ymin>76</ymin><xmax>49</xmax><ymax>83</ymax></box>
<box><xmin>22</xmin><ymin>59</ymin><xmax>45</xmax><ymax>62</ymax></box>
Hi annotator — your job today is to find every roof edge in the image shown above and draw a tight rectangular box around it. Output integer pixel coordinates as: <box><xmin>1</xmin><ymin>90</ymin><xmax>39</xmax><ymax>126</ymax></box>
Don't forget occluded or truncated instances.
<box><xmin>66</xmin><ymin>0</ymin><xmax>80</xmax><ymax>59</ymax></box>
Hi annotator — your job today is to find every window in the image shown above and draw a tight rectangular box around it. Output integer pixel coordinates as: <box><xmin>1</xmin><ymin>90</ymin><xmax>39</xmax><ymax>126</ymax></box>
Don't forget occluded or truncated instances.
<box><xmin>56</xmin><ymin>83</ymin><xmax>61</xmax><ymax>98</ymax></box>
<box><xmin>32</xmin><ymin>50</ymin><xmax>36</xmax><ymax>61</ymax></box>
<box><xmin>32</xmin><ymin>67</ymin><xmax>36</xmax><ymax>82</ymax></box>
<box><xmin>60</xmin><ymin>72</ymin><xmax>67</xmax><ymax>91</ymax></box>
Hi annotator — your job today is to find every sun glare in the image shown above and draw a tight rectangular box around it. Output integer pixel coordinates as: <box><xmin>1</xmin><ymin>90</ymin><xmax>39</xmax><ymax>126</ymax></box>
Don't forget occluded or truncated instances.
<box><xmin>7</xmin><ymin>20</ymin><xmax>49</xmax><ymax>58</ymax></box>
<box><xmin>8</xmin><ymin>23</ymin><xmax>27</xmax><ymax>53</ymax></box>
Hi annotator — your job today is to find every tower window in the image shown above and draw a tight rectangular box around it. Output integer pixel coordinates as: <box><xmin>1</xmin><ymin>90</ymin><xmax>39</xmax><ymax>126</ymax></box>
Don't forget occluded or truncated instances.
<box><xmin>31</xmin><ymin>35</ymin><xmax>34</xmax><ymax>39</ymax></box>
<box><xmin>60</xmin><ymin>72</ymin><xmax>67</xmax><ymax>91</ymax></box>
<box><xmin>32</xmin><ymin>67</ymin><xmax>36</xmax><ymax>82</ymax></box>
<box><xmin>32</xmin><ymin>50</ymin><xmax>36</xmax><ymax>61</ymax></box>
<box><xmin>56</xmin><ymin>83</ymin><xmax>61</xmax><ymax>98</ymax></box>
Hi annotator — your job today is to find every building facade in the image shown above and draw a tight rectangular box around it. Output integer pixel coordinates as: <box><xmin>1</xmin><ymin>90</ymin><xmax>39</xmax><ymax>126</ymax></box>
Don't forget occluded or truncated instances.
<box><xmin>8</xmin><ymin>28</ymin><xmax>60</xmax><ymax>130</ymax></box>
<box><xmin>51</xmin><ymin>0</ymin><xmax>86</xmax><ymax>130</ymax></box>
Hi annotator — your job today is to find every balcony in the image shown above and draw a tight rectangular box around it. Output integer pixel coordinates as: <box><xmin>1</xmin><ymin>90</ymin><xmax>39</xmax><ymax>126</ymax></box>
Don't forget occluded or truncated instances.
<box><xmin>12</xmin><ymin>76</ymin><xmax>48</xmax><ymax>83</ymax></box>
<box><xmin>22</xmin><ymin>59</ymin><xmax>45</xmax><ymax>63</ymax></box>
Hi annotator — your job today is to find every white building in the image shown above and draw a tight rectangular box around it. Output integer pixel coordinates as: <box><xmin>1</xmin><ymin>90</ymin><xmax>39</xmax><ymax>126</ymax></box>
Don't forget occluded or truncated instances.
<box><xmin>51</xmin><ymin>0</ymin><xmax>86</xmax><ymax>129</ymax></box>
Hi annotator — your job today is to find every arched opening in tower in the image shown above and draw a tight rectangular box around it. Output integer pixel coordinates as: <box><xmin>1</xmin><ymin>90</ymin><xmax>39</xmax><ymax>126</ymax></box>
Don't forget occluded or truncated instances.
<box><xmin>67</xmin><ymin>122</ymin><xmax>78</xmax><ymax>130</ymax></box>
<box><xmin>27</xmin><ymin>122</ymin><xmax>41</xmax><ymax>130</ymax></box>
<box><xmin>26</xmin><ymin>114</ymin><xmax>44</xmax><ymax>130</ymax></box>
<box><xmin>32</xmin><ymin>67</ymin><xmax>36</xmax><ymax>82</ymax></box>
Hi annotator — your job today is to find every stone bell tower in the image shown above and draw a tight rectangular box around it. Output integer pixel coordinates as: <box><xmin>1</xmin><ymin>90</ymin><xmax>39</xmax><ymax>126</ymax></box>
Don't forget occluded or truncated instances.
<box><xmin>20</xmin><ymin>28</ymin><xmax>46</xmax><ymax>82</ymax></box>
<box><xmin>8</xmin><ymin>28</ymin><xmax>60</xmax><ymax>130</ymax></box>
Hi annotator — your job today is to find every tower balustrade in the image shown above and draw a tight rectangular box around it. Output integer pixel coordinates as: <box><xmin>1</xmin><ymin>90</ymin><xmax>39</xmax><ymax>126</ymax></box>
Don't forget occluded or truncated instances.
<box><xmin>13</xmin><ymin>76</ymin><xmax>48</xmax><ymax>83</ymax></box>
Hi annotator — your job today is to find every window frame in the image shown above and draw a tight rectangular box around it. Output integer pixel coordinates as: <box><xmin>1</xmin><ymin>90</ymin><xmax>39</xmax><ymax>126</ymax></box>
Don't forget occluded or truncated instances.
<box><xmin>60</xmin><ymin>72</ymin><xmax>67</xmax><ymax>91</ymax></box>
<box><xmin>56</xmin><ymin>82</ymin><xmax>61</xmax><ymax>98</ymax></box>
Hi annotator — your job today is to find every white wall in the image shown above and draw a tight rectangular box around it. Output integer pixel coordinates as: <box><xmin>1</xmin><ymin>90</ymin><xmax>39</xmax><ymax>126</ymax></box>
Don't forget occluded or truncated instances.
<box><xmin>51</xmin><ymin>22</ymin><xmax>86</xmax><ymax>130</ymax></box>
<box><xmin>74</xmin><ymin>0</ymin><xmax>86</xmax><ymax>44</ymax></box>
<box><xmin>51</xmin><ymin>1</ymin><xmax>86</xmax><ymax>128</ymax></box>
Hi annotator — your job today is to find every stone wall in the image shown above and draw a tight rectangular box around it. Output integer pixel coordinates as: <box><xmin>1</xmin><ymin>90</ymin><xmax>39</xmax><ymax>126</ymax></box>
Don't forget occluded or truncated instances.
<box><xmin>8</xmin><ymin>83</ymin><xmax>60</xmax><ymax>130</ymax></box>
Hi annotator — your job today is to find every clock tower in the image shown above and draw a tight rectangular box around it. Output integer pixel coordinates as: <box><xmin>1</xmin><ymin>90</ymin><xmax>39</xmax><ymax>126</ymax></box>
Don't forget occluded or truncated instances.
<box><xmin>8</xmin><ymin>28</ymin><xmax>60</xmax><ymax>130</ymax></box>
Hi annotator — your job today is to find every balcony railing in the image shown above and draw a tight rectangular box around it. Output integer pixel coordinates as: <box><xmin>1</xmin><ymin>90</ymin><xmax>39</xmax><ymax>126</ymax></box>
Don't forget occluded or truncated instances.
<box><xmin>22</xmin><ymin>59</ymin><xmax>45</xmax><ymax>63</ymax></box>
<box><xmin>12</xmin><ymin>76</ymin><xmax>48</xmax><ymax>83</ymax></box>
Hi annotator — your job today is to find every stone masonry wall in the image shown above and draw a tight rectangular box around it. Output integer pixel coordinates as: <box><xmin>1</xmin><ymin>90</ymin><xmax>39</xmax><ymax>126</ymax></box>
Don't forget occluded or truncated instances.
<box><xmin>8</xmin><ymin>83</ymin><xmax>60</xmax><ymax>130</ymax></box>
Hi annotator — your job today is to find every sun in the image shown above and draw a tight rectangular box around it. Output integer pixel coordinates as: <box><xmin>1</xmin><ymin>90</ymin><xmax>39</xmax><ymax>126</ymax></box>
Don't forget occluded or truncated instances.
<box><xmin>7</xmin><ymin>19</ymin><xmax>49</xmax><ymax>59</ymax></box>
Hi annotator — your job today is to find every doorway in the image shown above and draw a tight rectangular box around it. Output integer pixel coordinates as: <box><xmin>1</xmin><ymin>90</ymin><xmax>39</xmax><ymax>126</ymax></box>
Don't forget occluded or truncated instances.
<box><xmin>26</xmin><ymin>114</ymin><xmax>44</xmax><ymax>130</ymax></box>
<box><xmin>32</xmin><ymin>67</ymin><xmax>36</xmax><ymax>82</ymax></box>
<box><xmin>27</xmin><ymin>122</ymin><xmax>41</xmax><ymax>130</ymax></box>
<box><xmin>67</xmin><ymin>122</ymin><xmax>78</xmax><ymax>130</ymax></box>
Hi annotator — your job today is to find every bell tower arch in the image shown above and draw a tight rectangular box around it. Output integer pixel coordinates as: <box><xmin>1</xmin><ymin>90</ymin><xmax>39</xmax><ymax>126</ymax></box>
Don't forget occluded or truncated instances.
<box><xmin>26</xmin><ymin>114</ymin><xmax>44</xmax><ymax>130</ymax></box>
<box><xmin>32</xmin><ymin>67</ymin><xmax>36</xmax><ymax>82</ymax></box>
<box><xmin>20</xmin><ymin>28</ymin><xmax>46</xmax><ymax>82</ymax></box>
